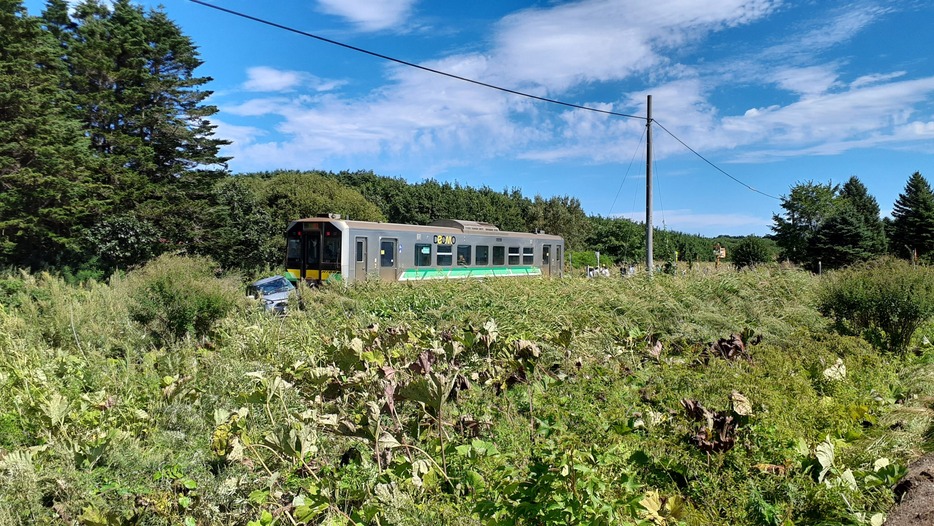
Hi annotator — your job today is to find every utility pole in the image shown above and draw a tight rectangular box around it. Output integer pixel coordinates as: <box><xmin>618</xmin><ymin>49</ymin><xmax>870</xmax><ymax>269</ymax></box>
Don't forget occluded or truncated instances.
<box><xmin>645</xmin><ymin>95</ymin><xmax>653</xmax><ymax>274</ymax></box>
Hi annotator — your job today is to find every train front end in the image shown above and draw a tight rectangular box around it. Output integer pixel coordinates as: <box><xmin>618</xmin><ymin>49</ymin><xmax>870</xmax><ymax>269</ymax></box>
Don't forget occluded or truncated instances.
<box><xmin>285</xmin><ymin>216</ymin><xmax>345</xmax><ymax>284</ymax></box>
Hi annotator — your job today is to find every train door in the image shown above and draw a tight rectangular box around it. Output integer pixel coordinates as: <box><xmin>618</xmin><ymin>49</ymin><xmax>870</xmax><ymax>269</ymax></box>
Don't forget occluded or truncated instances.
<box><xmin>555</xmin><ymin>245</ymin><xmax>563</xmax><ymax>277</ymax></box>
<box><xmin>379</xmin><ymin>238</ymin><xmax>397</xmax><ymax>281</ymax></box>
<box><xmin>354</xmin><ymin>237</ymin><xmax>368</xmax><ymax>280</ymax></box>
<box><xmin>542</xmin><ymin>245</ymin><xmax>552</xmax><ymax>276</ymax></box>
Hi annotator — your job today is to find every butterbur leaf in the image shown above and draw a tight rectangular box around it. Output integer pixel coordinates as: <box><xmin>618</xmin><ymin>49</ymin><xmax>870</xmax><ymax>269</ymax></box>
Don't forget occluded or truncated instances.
<box><xmin>514</xmin><ymin>339</ymin><xmax>541</xmax><ymax>360</ymax></box>
<box><xmin>816</xmin><ymin>438</ymin><xmax>835</xmax><ymax>483</ymax></box>
<box><xmin>731</xmin><ymin>391</ymin><xmax>753</xmax><ymax>416</ymax></box>
<box><xmin>45</xmin><ymin>393</ymin><xmax>70</xmax><ymax>429</ymax></box>
<box><xmin>639</xmin><ymin>490</ymin><xmax>663</xmax><ymax>521</ymax></box>
<box><xmin>823</xmin><ymin>358</ymin><xmax>846</xmax><ymax>381</ymax></box>
<box><xmin>378</xmin><ymin>432</ymin><xmax>402</xmax><ymax>449</ymax></box>
<box><xmin>839</xmin><ymin>468</ymin><xmax>857</xmax><ymax>490</ymax></box>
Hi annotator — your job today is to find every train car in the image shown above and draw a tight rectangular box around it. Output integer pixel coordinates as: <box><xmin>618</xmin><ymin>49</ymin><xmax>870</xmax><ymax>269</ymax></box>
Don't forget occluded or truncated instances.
<box><xmin>285</xmin><ymin>214</ymin><xmax>564</xmax><ymax>284</ymax></box>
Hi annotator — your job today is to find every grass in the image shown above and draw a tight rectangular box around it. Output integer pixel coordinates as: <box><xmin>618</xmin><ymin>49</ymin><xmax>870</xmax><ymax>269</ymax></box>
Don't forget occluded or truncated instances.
<box><xmin>0</xmin><ymin>258</ymin><xmax>932</xmax><ymax>525</ymax></box>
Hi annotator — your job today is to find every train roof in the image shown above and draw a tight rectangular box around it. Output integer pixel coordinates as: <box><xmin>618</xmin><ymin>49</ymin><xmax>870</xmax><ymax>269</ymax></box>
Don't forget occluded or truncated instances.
<box><xmin>288</xmin><ymin>216</ymin><xmax>563</xmax><ymax>241</ymax></box>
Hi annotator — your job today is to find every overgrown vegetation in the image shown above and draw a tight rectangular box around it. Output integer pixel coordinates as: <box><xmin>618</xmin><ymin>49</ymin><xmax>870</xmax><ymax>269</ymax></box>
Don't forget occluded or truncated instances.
<box><xmin>819</xmin><ymin>258</ymin><xmax>934</xmax><ymax>354</ymax></box>
<box><xmin>731</xmin><ymin>235</ymin><xmax>774</xmax><ymax>269</ymax></box>
<box><xmin>1</xmin><ymin>257</ymin><xmax>932</xmax><ymax>525</ymax></box>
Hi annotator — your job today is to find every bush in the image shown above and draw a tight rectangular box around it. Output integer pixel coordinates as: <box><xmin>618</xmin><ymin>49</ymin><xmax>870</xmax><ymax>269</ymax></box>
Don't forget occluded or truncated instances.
<box><xmin>731</xmin><ymin>235</ymin><xmax>774</xmax><ymax>269</ymax></box>
<box><xmin>127</xmin><ymin>254</ymin><xmax>244</xmax><ymax>344</ymax></box>
<box><xmin>818</xmin><ymin>257</ymin><xmax>934</xmax><ymax>353</ymax></box>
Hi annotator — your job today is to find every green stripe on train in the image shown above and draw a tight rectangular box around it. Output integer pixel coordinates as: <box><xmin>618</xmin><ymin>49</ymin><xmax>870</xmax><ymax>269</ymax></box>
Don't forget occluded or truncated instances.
<box><xmin>399</xmin><ymin>266</ymin><xmax>542</xmax><ymax>280</ymax></box>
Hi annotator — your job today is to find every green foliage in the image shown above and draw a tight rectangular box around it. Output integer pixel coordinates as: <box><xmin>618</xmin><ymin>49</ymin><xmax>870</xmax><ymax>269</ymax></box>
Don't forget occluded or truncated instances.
<box><xmin>772</xmin><ymin>180</ymin><xmax>839</xmax><ymax>265</ymax></box>
<box><xmin>0</xmin><ymin>0</ymin><xmax>99</xmax><ymax>268</ymax></box>
<box><xmin>890</xmin><ymin>171</ymin><xmax>934</xmax><ymax>261</ymax></box>
<box><xmin>0</xmin><ymin>0</ymin><xmax>229</xmax><ymax>270</ymax></box>
<box><xmin>773</xmin><ymin>177</ymin><xmax>887</xmax><ymax>271</ymax></box>
<box><xmin>810</xmin><ymin>203</ymin><xmax>880</xmax><ymax>270</ymax></box>
<box><xmin>818</xmin><ymin>258</ymin><xmax>934</xmax><ymax>353</ymax></box>
<box><xmin>205</xmin><ymin>178</ymin><xmax>280</xmax><ymax>271</ymax></box>
<box><xmin>1</xmin><ymin>262</ymin><xmax>929</xmax><ymax>524</ymax></box>
<box><xmin>126</xmin><ymin>254</ymin><xmax>243</xmax><ymax>343</ymax></box>
<box><xmin>731</xmin><ymin>235</ymin><xmax>774</xmax><ymax>269</ymax></box>
<box><xmin>82</xmin><ymin>214</ymin><xmax>160</xmax><ymax>273</ymax></box>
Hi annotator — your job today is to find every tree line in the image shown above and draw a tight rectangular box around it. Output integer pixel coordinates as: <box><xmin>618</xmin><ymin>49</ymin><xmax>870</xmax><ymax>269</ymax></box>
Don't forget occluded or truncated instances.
<box><xmin>772</xmin><ymin>172</ymin><xmax>934</xmax><ymax>271</ymax></box>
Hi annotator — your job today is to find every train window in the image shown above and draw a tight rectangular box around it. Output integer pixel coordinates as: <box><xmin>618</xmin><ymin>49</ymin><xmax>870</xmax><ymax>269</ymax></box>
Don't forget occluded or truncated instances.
<box><xmin>380</xmin><ymin>240</ymin><xmax>395</xmax><ymax>267</ymax></box>
<box><xmin>476</xmin><ymin>245</ymin><xmax>489</xmax><ymax>265</ymax></box>
<box><xmin>508</xmin><ymin>246</ymin><xmax>520</xmax><ymax>265</ymax></box>
<box><xmin>493</xmin><ymin>246</ymin><xmax>505</xmax><ymax>265</ymax></box>
<box><xmin>322</xmin><ymin>223</ymin><xmax>341</xmax><ymax>264</ymax></box>
<box><xmin>306</xmin><ymin>238</ymin><xmax>319</xmax><ymax>265</ymax></box>
<box><xmin>415</xmin><ymin>244</ymin><xmax>431</xmax><ymax>266</ymax></box>
<box><xmin>323</xmin><ymin>238</ymin><xmax>340</xmax><ymax>264</ymax></box>
<box><xmin>287</xmin><ymin>238</ymin><xmax>301</xmax><ymax>267</ymax></box>
<box><xmin>457</xmin><ymin>245</ymin><xmax>471</xmax><ymax>266</ymax></box>
<box><xmin>437</xmin><ymin>244</ymin><xmax>453</xmax><ymax>266</ymax></box>
<box><xmin>542</xmin><ymin>245</ymin><xmax>551</xmax><ymax>265</ymax></box>
<box><xmin>355</xmin><ymin>241</ymin><xmax>364</xmax><ymax>262</ymax></box>
<box><xmin>523</xmin><ymin>246</ymin><xmax>534</xmax><ymax>265</ymax></box>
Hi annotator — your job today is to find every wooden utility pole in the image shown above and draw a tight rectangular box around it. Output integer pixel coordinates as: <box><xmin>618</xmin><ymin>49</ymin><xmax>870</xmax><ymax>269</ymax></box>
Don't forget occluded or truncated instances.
<box><xmin>645</xmin><ymin>95</ymin><xmax>653</xmax><ymax>274</ymax></box>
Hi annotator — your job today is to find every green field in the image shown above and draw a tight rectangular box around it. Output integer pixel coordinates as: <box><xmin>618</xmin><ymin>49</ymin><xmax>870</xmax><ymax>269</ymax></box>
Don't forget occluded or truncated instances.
<box><xmin>1</xmin><ymin>258</ymin><xmax>932</xmax><ymax>525</ymax></box>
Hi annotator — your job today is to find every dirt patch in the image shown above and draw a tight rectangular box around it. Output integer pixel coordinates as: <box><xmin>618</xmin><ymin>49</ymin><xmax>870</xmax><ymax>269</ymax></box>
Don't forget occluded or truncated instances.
<box><xmin>886</xmin><ymin>454</ymin><xmax>934</xmax><ymax>526</ymax></box>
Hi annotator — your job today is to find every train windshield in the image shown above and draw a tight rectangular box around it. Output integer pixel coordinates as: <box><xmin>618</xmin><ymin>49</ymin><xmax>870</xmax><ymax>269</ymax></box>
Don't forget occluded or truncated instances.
<box><xmin>322</xmin><ymin>223</ymin><xmax>341</xmax><ymax>265</ymax></box>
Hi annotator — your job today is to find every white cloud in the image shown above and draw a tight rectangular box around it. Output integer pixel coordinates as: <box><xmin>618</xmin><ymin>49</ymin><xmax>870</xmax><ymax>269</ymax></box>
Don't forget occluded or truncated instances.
<box><xmin>490</xmin><ymin>0</ymin><xmax>781</xmax><ymax>92</ymax></box>
<box><xmin>211</xmin><ymin>119</ymin><xmax>266</xmax><ymax>148</ymax></box>
<box><xmin>316</xmin><ymin>0</ymin><xmax>417</xmax><ymax>32</ymax></box>
<box><xmin>851</xmin><ymin>71</ymin><xmax>907</xmax><ymax>89</ymax></box>
<box><xmin>719</xmin><ymin>76</ymin><xmax>934</xmax><ymax>155</ymax></box>
<box><xmin>242</xmin><ymin>66</ymin><xmax>345</xmax><ymax>93</ymax></box>
<box><xmin>771</xmin><ymin>66</ymin><xmax>840</xmax><ymax>97</ymax></box>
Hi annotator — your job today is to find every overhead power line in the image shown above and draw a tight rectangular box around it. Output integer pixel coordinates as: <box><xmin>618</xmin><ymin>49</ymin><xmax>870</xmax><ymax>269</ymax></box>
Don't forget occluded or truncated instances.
<box><xmin>189</xmin><ymin>0</ymin><xmax>644</xmax><ymax>120</ymax></box>
<box><xmin>653</xmin><ymin>120</ymin><xmax>781</xmax><ymax>201</ymax></box>
<box><xmin>190</xmin><ymin>0</ymin><xmax>780</xmax><ymax>202</ymax></box>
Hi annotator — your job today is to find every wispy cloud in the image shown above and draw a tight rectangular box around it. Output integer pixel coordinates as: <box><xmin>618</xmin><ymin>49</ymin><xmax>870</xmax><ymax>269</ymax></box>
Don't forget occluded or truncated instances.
<box><xmin>316</xmin><ymin>0</ymin><xmax>417</xmax><ymax>32</ymax></box>
<box><xmin>489</xmin><ymin>0</ymin><xmax>782</xmax><ymax>92</ymax></box>
<box><xmin>242</xmin><ymin>66</ymin><xmax>345</xmax><ymax>93</ymax></box>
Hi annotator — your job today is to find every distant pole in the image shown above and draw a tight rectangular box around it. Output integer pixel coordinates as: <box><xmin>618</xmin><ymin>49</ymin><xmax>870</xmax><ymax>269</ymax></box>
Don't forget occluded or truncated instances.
<box><xmin>645</xmin><ymin>95</ymin><xmax>653</xmax><ymax>275</ymax></box>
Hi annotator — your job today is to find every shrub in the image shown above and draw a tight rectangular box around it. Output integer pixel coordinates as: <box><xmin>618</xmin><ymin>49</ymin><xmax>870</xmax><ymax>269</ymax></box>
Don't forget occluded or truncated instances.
<box><xmin>127</xmin><ymin>254</ymin><xmax>244</xmax><ymax>344</ymax></box>
<box><xmin>818</xmin><ymin>258</ymin><xmax>934</xmax><ymax>353</ymax></box>
<box><xmin>731</xmin><ymin>236</ymin><xmax>774</xmax><ymax>270</ymax></box>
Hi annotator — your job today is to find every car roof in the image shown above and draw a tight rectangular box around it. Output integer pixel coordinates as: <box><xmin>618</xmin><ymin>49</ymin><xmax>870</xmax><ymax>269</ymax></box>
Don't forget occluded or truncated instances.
<box><xmin>253</xmin><ymin>275</ymin><xmax>289</xmax><ymax>285</ymax></box>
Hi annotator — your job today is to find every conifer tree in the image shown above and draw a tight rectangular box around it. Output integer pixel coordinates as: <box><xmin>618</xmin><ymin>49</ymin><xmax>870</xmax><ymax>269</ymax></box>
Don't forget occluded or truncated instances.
<box><xmin>43</xmin><ymin>0</ymin><xmax>230</xmax><ymax>254</ymax></box>
<box><xmin>810</xmin><ymin>203</ymin><xmax>878</xmax><ymax>270</ymax></box>
<box><xmin>0</xmin><ymin>0</ymin><xmax>99</xmax><ymax>267</ymax></box>
<box><xmin>891</xmin><ymin>172</ymin><xmax>934</xmax><ymax>260</ymax></box>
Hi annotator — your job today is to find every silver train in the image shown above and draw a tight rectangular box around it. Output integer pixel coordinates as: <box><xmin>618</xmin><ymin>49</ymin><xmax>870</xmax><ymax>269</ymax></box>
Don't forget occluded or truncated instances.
<box><xmin>285</xmin><ymin>215</ymin><xmax>564</xmax><ymax>283</ymax></box>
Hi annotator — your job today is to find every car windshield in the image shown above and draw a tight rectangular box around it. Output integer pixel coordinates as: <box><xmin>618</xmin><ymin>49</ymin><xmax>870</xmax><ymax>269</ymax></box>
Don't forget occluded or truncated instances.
<box><xmin>253</xmin><ymin>277</ymin><xmax>293</xmax><ymax>295</ymax></box>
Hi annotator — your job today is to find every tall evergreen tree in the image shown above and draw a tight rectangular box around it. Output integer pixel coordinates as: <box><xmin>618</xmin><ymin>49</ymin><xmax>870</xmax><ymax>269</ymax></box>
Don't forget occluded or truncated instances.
<box><xmin>891</xmin><ymin>171</ymin><xmax>934</xmax><ymax>260</ymax></box>
<box><xmin>43</xmin><ymin>0</ymin><xmax>230</xmax><ymax>254</ymax></box>
<box><xmin>830</xmin><ymin>175</ymin><xmax>886</xmax><ymax>260</ymax></box>
<box><xmin>809</xmin><ymin>202</ymin><xmax>878</xmax><ymax>270</ymax></box>
<box><xmin>0</xmin><ymin>0</ymin><xmax>100</xmax><ymax>267</ymax></box>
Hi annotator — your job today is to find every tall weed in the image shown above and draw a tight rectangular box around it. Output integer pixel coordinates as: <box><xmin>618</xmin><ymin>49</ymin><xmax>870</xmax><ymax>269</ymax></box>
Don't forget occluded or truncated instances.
<box><xmin>819</xmin><ymin>258</ymin><xmax>934</xmax><ymax>353</ymax></box>
<box><xmin>126</xmin><ymin>254</ymin><xmax>244</xmax><ymax>345</ymax></box>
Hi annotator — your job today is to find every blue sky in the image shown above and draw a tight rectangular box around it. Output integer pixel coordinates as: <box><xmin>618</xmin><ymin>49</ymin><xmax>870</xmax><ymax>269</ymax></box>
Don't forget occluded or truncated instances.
<box><xmin>24</xmin><ymin>0</ymin><xmax>934</xmax><ymax>236</ymax></box>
